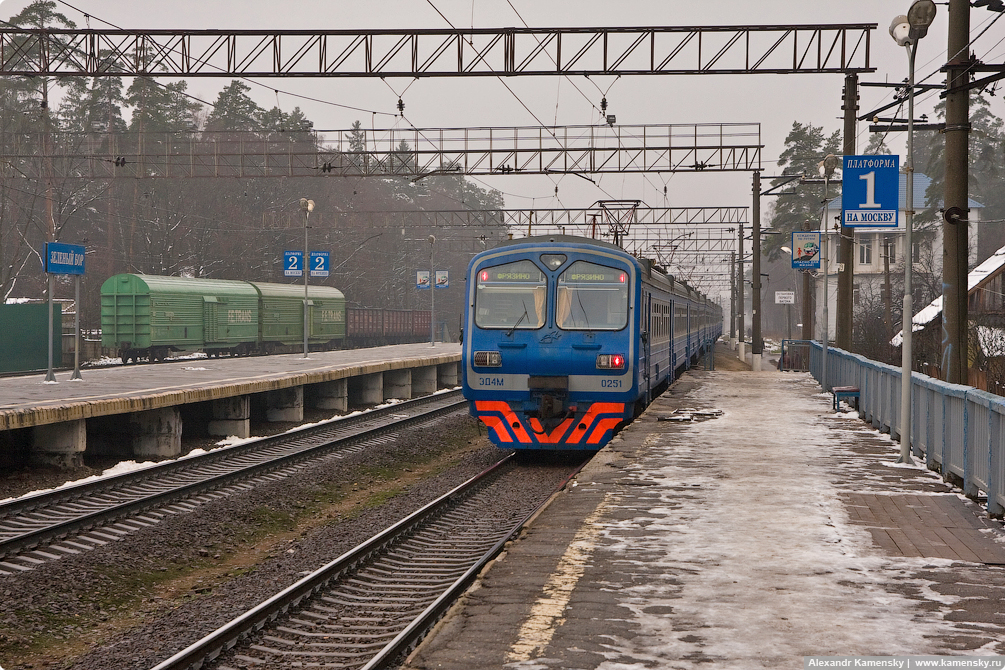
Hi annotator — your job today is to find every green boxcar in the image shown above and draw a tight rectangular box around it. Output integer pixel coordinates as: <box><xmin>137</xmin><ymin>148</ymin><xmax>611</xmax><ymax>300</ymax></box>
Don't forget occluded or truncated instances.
<box><xmin>101</xmin><ymin>274</ymin><xmax>260</xmax><ymax>361</ymax></box>
<box><xmin>253</xmin><ymin>282</ymin><xmax>346</xmax><ymax>350</ymax></box>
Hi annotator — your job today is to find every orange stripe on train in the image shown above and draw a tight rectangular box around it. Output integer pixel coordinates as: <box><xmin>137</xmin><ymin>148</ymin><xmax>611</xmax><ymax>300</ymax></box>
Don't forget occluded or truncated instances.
<box><xmin>474</xmin><ymin>400</ymin><xmax>533</xmax><ymax>443</ymax></box>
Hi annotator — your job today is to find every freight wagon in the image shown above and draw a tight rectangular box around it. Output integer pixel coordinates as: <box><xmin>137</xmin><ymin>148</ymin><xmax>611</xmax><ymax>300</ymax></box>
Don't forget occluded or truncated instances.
<box><xmin>101</xmin><ymin>274</ymin><xmax>428</xmax><ymax>363</ymax></box>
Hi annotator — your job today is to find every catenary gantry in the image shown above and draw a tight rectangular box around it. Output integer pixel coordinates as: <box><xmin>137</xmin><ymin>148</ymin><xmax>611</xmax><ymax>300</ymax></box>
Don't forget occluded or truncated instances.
<box><xmin>0</xmin><ymin>25</ymin><xmax>874</xmax><ymax>77</ymax></box>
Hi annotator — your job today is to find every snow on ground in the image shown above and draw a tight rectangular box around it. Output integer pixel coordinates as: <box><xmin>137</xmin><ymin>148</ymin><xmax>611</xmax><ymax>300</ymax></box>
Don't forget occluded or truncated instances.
<box><xmin>588</xmin><ymin>373</ymin><xmax>959</xmax><ymax>668</ymax></box>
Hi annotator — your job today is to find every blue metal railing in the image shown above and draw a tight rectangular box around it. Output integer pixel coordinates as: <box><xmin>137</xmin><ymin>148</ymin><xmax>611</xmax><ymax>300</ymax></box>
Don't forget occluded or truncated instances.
<box><xmin>807</xmin><ymin>341</ymin><xmax>1005</xmax><ymax>516</ymax></box>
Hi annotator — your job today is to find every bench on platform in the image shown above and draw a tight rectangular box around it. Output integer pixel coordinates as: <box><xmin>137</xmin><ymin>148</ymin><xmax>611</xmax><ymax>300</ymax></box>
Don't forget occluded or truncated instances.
<box><xmin>832</xmin><ymin>386</ymin><xmax>860</xmax><ymax>411</ymax></box>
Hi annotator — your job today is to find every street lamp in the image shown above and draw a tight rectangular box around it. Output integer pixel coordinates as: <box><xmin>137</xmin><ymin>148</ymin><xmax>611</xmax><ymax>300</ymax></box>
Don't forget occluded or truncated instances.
<box><xmin>299</xmin><ymin>197</ymin><xmax>314</xmax><ymax>359</ymax></box>
<box><xmin>817</xmin><ymin>153</ymin><xmax>840</xmax><ymax>393</ymax></box>
<box><xmin>428</xmin><ymin>235</ymin><xmax>436</xmax><ymax>346</ymax></box>
<box><xmin>890</xmin><ymin>0</ymin><xmax>936</xmax><ymax>465</ymax></box>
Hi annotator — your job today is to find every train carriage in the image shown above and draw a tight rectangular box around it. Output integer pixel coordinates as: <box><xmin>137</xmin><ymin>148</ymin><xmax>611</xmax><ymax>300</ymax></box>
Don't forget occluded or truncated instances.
<box><xmin>253</xmin><ymin>282</ymin><xmax>346</xmax><ymax>352</ymax></box>
<box><xmin>101</xmin><ymin>274</ymin><xmax>260</xmax><ymax>362</ymax></box>
<box><xmin>462</xmin><ymin>235</ymin><xmax>721</xmax><ymax>451</ymax></box>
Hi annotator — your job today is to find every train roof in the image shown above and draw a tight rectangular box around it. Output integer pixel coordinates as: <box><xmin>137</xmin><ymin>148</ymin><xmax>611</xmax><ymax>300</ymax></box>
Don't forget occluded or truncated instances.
<box><xmin>494</xmin><ymin>234</ymin><xmax>629</xmax><ymax>255</ymax></box>
<box><xmin>101</xmin><ymin>273</ymin><xmax>259</xmax><ymax>297</ymax></box>
<box><xmin>252</xmin><ymin>281</ymin><xmax>345</xmax><ymax>301</ymax></box>
<box><xmin>101</xmin><ymin>274</ymin><xmax>345</xmax><ymax>301</ymax></box>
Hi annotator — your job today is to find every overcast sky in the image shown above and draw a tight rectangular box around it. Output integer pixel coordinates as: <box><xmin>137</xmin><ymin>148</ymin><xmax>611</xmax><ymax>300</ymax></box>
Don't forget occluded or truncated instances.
<box><xmin>1</xmin><ymin>0</ymin><xmax>1002</xmax><ymax>217</ymax></box>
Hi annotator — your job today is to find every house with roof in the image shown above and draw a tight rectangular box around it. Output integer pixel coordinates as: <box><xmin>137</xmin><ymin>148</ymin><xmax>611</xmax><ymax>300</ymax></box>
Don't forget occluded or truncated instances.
<box><xmin>816</xmin><ymin>173</ymin><xmax>984</xmax><ymax>340</ymax></box>
<box><xmin>892</xmin><ymin>244</ymin><xmax>1005</xmax><ymax>388</ymax></box>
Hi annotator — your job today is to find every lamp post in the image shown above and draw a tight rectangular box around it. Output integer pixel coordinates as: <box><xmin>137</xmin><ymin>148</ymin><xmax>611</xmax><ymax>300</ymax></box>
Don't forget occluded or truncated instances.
<box><xmin>299</xmin><ymin>197</ymin><xmax>314</xmax><ymax>359</ymax></box>
<box><xmin>817</xmin><ymin>154</ymin><xmax>839</xmax><ymax>393</ymax></box>
<box><xmin>781</xmin><ymin>246</ymin><xmax>794</xmax><ymax>341</ymax></box>
<box><xmin>890</xmin><ymin>0</ymin><xmax>936</xmax><ymax>464</ymax></box>
<box><xmin>428</xmin><ymin>235</ymin><xmax>436</xmax><ymax>346</ymax></box>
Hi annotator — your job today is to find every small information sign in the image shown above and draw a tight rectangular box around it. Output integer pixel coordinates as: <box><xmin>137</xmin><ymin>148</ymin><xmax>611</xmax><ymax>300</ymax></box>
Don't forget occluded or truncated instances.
<box><xmin>310</xmin><ymin>251</ymin><xmax>330</xmax><ymax>277</ymax></box>
<box><xmin>416</xmin><ymin>270</ymin><xmax>430</xmax><ymax>289</ymax></box>
<box><xmin>791</xmin><ymin>232</ymin><xmax>821</xmax><ymax>270</ymax></box>
<box><xmin>284</xmin><ymin>251</ymin><xmax>303</xmax><ymax>277</ymax></box>
<box><xmin>45</xmin><ymin>242</ymin><xmax>85</xmax><ymax>275</ymax></box>
<box><xmin>435</xmin><ymin>270</ymin><xmax>449</xmax><ymax>289</ymax></box>
<box><xmin>775</xmin><ymin>291</ymin><xmax>795</xmax><ymax>305</ymax></box>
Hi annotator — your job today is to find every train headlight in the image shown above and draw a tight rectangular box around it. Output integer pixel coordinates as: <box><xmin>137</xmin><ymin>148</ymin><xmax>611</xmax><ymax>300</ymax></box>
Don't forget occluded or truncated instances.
<box><xmin>473</xmin><ymin>351</ymin><xmax>503</xmax><ymax>367</ymax></box>
<box><xmin>596</xmin><ymin>354</ymin><xmax>626</xmax><ymax>369</ymax></box>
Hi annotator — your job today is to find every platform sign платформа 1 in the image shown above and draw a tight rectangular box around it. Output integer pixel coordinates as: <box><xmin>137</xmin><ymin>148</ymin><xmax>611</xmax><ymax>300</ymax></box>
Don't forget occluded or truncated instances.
<box><xmin>842</xmin><ymin>155</ymin><xmax>899</xmax><ymax>228</ymax></box>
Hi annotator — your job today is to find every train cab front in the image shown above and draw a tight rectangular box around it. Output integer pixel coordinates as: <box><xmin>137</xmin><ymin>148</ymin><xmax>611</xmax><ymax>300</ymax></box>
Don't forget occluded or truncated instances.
<box><xmin>462</xmin><ymin>243</ymin><xmax>639</xmax><ymax>450</ymax></box>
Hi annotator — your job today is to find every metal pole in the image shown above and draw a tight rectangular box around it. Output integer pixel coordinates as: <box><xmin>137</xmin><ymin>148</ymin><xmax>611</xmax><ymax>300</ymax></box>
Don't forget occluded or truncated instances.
<box><xmin>303</xmin><ymin>210</ymin><xmax>309</xmax><ymax>358</ymax></box>
<box><xmin>71</xmin><ymin>274</ymin><xmax>82</xmax><ymax>380</ymax></box>
<box><xmin>429</xmin><ymin>235</ymin><xmax>435</xmax><ymax>346</ymax></box>
<box><xmin>751</xmin><ymin>171</ymin><xmax>762</xmax><ymax>371</ymax></box>
<box><xmin>822</xmin><ymin>176</ymin><xmax>830</xmax><ymax>393</ymax></box>
<box><xmin>45</xmin><ymin>272</ymin><xmax>56</xmax><ymax>382</ymax></box>
<box><xmin>899</xmin><ymin>41</ymin><xmax>919</xmax><ymax>464</ymax></box>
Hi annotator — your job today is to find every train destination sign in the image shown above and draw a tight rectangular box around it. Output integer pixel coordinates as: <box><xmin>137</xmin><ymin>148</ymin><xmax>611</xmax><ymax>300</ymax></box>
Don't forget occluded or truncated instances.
<box><xmin>45</xmin><ymin>241</ymin><xmax>85</xmax><ymax>275</ymax></box>
<box><xmin>842</xmin><ymin>155</ymin><xmax>899</xmax><ymax>228</ymax></box>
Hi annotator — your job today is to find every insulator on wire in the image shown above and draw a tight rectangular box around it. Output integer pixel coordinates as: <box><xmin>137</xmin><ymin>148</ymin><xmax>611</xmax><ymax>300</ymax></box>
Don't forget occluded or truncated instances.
<box><xmin>601</xmin><ymin>97</ymin><xmax>607</xmax><ymax>114</ymax></box>
<box><xmin>397</xmin><ymin>98</ymin><xmax>404</xmax><ymax>114</ymax></box>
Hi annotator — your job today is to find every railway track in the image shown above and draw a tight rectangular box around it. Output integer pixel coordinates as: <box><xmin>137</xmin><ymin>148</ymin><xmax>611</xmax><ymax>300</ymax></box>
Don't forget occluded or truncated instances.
<box><xmin>151</xmin><ymin>454</ymin><xmax>578</xmax><ymax>670</ymax></box>
<box><xmin>0</xmin><ymin>390</ymin><xmax>466</xmax><ymax>574</ymax></box>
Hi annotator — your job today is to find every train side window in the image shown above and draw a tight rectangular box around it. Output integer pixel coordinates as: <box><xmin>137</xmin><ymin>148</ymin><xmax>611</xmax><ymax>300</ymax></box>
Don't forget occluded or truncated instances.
<box><xmin>474</xmin><ymin>260</ymin><xmax>547</xmax><ymax>329</ymax></box>
<box><xmin>556</xmin><ymin>261</ymin><xmax>629</xmax><ymax>331</ymax></box>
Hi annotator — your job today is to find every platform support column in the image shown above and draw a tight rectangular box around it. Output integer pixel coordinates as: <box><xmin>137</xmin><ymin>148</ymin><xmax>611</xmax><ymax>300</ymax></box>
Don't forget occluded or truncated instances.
<box><xmin>384</xmin><ymin>369</ymin><xmax>411</xmax><ymax>401</ymax></box>
<box><xmin>131</xmin><ymin>407</ymin><xmax>182</xmax><ymax>459</ymax></box>
<box><xmin>412</xmin><ymin>366</ymin><xmax>437</xmax><ymax>396</ymax></box>
<box><xmin>310</xmin><ymin>379</ymin><xmax>348</xmax><ymax>412</ymax></box>
<box><xmin>208</xmin><ymin>395</ymin><xmax>250</xmax><ymax>438</ymax></box>
<box><xmin>349</xmin><ymin>373</ymin><xmax>383</xmax><ymax>407</ymax></box>
<box><xmin>265</xmin><ymin>386</ymin><xmax>304</xmax><ymax>423</ymax></box>
<box><xmin>32</xmin><ymin>419</ymin><xmax>86</xmax><ymax>468</ymax></box>
<box><xmin>437</xmin><ymin>361</ymin><xmax>459</xmax><ymax>388</ymax></box>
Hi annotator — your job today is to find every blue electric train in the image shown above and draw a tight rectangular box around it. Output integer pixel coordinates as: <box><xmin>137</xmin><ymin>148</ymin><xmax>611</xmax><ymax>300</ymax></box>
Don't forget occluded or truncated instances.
<box><xmin>461</xmin><ymin>235</ymin><xmax>723</xmax><ymax>451</ymax></box>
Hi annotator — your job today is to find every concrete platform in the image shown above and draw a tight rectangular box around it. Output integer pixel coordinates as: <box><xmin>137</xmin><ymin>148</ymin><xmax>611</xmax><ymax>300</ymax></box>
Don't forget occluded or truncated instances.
<box><xmin>0</xmin><ymin>343</ymin><xmax>459</xmax><ymax>466</ymax></box>
<box><xmin>0</xmin><ymin>343</ymin><xmax>459</xmax><ymax>430</ymax></box>
<box><xmin>403</xmin><ymin>370</ymin><xmax>1005</xmax><ymax>669</ymax></box>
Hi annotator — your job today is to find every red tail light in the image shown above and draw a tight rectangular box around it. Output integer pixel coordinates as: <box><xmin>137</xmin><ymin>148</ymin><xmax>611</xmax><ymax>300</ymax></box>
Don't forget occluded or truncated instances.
<box><xmin>596</xmin><ymin>354</ymin><xmax>626</xmax><ymax>369</ymax></box>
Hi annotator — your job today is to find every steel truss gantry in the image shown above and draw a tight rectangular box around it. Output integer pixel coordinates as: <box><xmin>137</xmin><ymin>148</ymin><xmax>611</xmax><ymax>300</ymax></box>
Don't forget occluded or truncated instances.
<box><xmin>339</xmin><ymin>205</ymin><xmax>743</xmax><ymax>290</ymax></box>
<box><xmin>7</xmin><ymin>123</ymin><xmax>761</xmax><ymax>179</ymax></box>
<box><xmin>0</xmin><ymin>25</ymin><xmax>874</xmax><ymax>77</ymax></box>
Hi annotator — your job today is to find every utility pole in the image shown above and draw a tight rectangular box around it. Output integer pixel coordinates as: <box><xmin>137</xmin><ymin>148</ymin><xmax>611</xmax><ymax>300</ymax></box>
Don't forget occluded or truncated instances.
<box><xmin>751</xmin><ymin>171</ymin><xmax>762</xmax><ymax>371</ymax></box>
<box><xmin>737</xmin><ymin>223</ymin><xmax>745</xmax><ymax>361</ymax></box>
<box><xmin>802</xmin><ymin>220</ymin><xmax>814</xmax><ymax>341</ymax></box>
<box><xmin>838</xmin><ymin>72</ymin><xmax>859</xmax><ymax>351</ymax></box>
<box><xmin>731</xmin><ymin>251</ymin><xmax>739</xmax><ymax>345</ymax></box>
<box><xmin>943</xmin><ymin>0</ymin><xmax>970</xmax><ymax>384</ymax></box>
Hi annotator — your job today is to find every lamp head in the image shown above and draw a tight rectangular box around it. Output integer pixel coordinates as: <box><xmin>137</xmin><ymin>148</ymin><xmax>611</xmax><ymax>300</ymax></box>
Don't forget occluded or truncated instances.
<box><xmin>890</xmin><ymin>1</ymin><xmax>936</xmax><ymax>46</ymax></box>
<box><xmin>907</xmin><ymin>0</ymin><xmax>937</xmax><ymax>40</ymax></box>
<box><xmin>299</xmin><ymin>198</ymin><xmax>315</xmax><ymax>213</ymax></box>
<box><xmin>889</xmin><ymin>15</ymin><xmax>911</xmax><ymax>46</ymax></box>
<box><xmin>781</xmin><ymin>246</ymin><xmax>792</xmax><ymax>255</ymax></box>
<box><xmin>428</xmin><ymin>235</ymin><xmax>436</xmax><ymax>244</ymax></box>
<box><xmin>817</xmin><ymin>154</ymin><xmax>840</xmax><ymax>178</ymax></box>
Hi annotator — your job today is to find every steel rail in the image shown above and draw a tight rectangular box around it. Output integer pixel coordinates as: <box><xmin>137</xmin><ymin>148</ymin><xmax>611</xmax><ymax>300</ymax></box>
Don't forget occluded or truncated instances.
<box><xmin>150</xmin><ymin>454</ymin><xmax>583</xmax><ymax>670</ymax></box>
<box><xmin>0</xmin><ymin>391</ymin><xmax>465</xmax><ymax>561</ymax></box>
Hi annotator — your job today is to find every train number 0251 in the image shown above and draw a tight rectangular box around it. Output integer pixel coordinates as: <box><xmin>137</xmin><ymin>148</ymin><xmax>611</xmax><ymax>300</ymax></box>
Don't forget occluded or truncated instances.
<box><xmin>478</xmin><ymin>377</ymin><xmax>505</xmax><ymax>387</ymax></box>
<box><xmin>601</xmin><ymin>379</ymin><xmax>622</xmax><ymax>388</ymax></box>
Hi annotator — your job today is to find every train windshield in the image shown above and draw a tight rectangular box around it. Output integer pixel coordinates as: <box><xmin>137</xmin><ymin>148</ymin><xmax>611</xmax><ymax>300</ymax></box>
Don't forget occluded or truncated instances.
<box><xmin>474</xmin><ymin>260</ymin><xmax>547</xmax><ymax>330</ymax></box>
<box><xmin>556</xmin><ymin>261</ymin><xmax>629</xmax><ymax>331</ymax></box>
